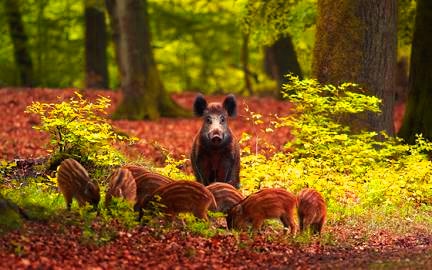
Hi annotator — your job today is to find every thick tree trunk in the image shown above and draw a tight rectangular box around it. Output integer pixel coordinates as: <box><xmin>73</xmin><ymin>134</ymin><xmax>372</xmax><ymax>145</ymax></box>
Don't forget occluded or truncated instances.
<box><xmin>264</xmin><ymin>35</ymin><xmax>303</xmax><ymax>99</ymax></box>
<box><xmin>105</xmin><ymin>0</ymin><xmax>189</xmax><ymax>120</ymax></box>
<box><xmin>85</xmin><ymin>1</ymin><xmax>109</xmax><ymax>89</ymax></box>
<box><xmin>313</xmin><ymin>0</ymin><xmax>397</xmax><ymax>135</ymax></box>
<box><xmin>4</xmin><ymin>0</ymin><xmax>34</xmax><ymax>86</ymax></box>
<box><xmin>398</xmin><ymin>0</ymin><xmax>432</xmax><ymax>143</ymax></box>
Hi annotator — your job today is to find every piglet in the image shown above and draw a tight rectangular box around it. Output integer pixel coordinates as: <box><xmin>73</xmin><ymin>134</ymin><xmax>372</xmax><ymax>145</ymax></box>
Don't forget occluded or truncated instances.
<box><xmin>141</xmin><ymin>180</ymin><xmax>217</xmax><ymax>221</ymax></box>
<box><xmin>226</xmin><ymin>188</ymin><xmax>297</xmax><ymax>233</ymax></box>
<box><xmin>57</xmin><ymin>158</ymin><xmax>100</xmax><ymax>210</ymax></box>
<box><xmin>206</xmin><ymin>182</ymin><xmax>244</xmax><ymax>213</ymax></box>
<box><xmin>297</xmin><ymin>188</ymin><xmax>327</xmax><ymax>234</ymax></box>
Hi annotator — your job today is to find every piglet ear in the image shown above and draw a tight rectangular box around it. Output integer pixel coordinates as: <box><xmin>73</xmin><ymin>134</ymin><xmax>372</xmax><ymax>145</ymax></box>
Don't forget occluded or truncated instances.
<box><xmin>223</xmin><ymin>94</ymin><xmax>237</xmax><ymax>117</ymax></box>
<box><xmin>193</xmin><ymin>94</ymin><xmax>207</xmax><ymax>116</ymax></box>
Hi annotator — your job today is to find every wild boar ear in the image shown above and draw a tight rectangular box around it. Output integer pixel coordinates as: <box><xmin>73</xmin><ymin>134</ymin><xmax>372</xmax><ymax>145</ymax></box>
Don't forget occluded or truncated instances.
<box><xmin>223</xmin><ymin>94</ymin><xmax>237</xmax><ymax>117</ymax></box>
<box><xmin>193</xmin><ymin>94</ymin><xmax>207</xmax><ymax>116</ymax></box>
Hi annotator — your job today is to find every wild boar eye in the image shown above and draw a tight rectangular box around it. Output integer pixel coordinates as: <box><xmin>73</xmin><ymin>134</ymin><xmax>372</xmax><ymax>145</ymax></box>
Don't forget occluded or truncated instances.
<box><xmin>220</xmin><ymin>116</ymin><xmax>225</xmax><ymax>123</ymax></box>
<box><xmin>206</xmin><ymin>117</ymin><xmax>212</xmax><ymax>124</ymax></box>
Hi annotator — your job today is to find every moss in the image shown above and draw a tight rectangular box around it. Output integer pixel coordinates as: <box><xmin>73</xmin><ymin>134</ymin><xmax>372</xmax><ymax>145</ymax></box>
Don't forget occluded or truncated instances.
<box><xmin>312</xmin><ymin>0</ymin><xmax>363</xmax><ymax>85</ymax></box>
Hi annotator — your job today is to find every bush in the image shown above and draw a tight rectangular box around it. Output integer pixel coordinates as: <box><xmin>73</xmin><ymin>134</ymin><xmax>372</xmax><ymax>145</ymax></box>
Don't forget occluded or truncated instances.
<box><xmin>25</xmin><ymin>92</ymin><xmax>136</xmax><ymax>169</ymax></box>
<box><xmin>240</xmin><ymin>75</ymin><xmax>432</xmax><ymax>209</ymax></box>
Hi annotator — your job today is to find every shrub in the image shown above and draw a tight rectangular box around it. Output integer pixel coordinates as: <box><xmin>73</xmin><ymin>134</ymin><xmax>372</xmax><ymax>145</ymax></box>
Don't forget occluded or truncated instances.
<box><xmin>240</xmin><ymin>75</ymin><xmax>432</xmax><ymax>209</ymax></box>
<box><xmin>25</xmin><ymin>92</ymin><xmax>136</xmax><ymax>169</ymax></box>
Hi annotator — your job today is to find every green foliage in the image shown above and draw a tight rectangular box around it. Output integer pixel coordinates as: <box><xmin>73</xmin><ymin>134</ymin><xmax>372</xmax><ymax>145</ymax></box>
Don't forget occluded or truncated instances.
<box><xmin>157</xmin><ymin>155</ymin><xmax>194</xmax><ymax>180</ymax></box>
<box><xmin>178</xmin><ymin>213</ymin><xmax>224</xmax><ymax>238</ymax></box>
<box><xmin>398</xmin><ymin>0</ymin><xmax>417</xmax><ymax>47</ymax></box>
<box><xmin>241</xmin><ymin>0</ymin><xmax>317</xmax><ymax>76</ymax></box>
<box><xmin>0</xmin><ymin>0</ymin><xmax>87</xmax><ymax>87</ymax></box>
<box><xmin>25</xmin><ymin>92</ymin><xmax>135</xmax><ymax>167</ymax></box>
<box><xmin>101</xmin><ymin>197</ymin><xmax>139</xmax><ymax>230</ymax></box>
<box><xmin>240</xmin><ymin>76</ymin><xmax>432</xmax><ymax>210</ymax></box>
<box><xmin>79</xmin><ymin>201</ymin><xmax>138</xmax><ymax>246</ymax></box>
<box><xmin>2</xmin><ymin>181</ymin><xmax>63</xmax><ymax>220</ymax></box>
<box><xmin>242</xmin><ymin>0</ymin><xmax>316</xmax><ymax>43</ymax></box>
<box><xmin>139</xmin><ymin>195</ymin><xmax>167</xmax><ymax>225</ymax></box>
<box><xmin>149</xmin><ymin>0</ymin><xmax>262</xmax><ymax>93</ymax></box>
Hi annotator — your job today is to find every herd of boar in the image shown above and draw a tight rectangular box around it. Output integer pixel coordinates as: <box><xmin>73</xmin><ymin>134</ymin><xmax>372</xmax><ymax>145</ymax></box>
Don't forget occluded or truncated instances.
<box><xmin>56</xmin><ymin>94</ymin><xmax>327</xmax><ymax>234</ymax></box>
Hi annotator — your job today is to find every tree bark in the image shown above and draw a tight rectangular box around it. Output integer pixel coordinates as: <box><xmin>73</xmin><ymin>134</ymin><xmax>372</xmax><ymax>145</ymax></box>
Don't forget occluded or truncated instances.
<box><xmin>4</xmin><ymin>0</ymin><xmax>34</xmax><ymax>86</ymax></box>
<box><xmin>264</xmin><ymin>35</ymin><xmax>303</xmax><ymax>99</ymax></box>
<box><xmin>85</xmin><ymin>0</ymin><xmax>109</xmax><ymax>89</ymax></box>
<box><xmin>105</xmin><ymin>0</ymin><xmax>189</xmax><ymax>120</ymax></box>
<box><xmin>398</xmin><ymin>0</ymin><xmax>432</xmax><ymax>143</ymax></box>
<box><xmin>313</xmin><ymin>0</ymin><xmax>397</xmax><ymax>135</ymax></box>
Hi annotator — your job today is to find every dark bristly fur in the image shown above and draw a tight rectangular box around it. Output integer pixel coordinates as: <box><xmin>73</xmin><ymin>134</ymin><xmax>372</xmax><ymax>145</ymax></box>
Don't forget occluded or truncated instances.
<box><xmin>191</xmin><ymin>94</ymin><xmax>240</xmax><ymax>188</ymax></box>
<box><xmin>227</xmin><ymin>188</ymin><xmax>297</xmax><ymax>233</ymax></box>
<box><xmin>206</xmin><ymin>182</ymin><xmax>244</xmax><ymax>213</ymax></box>
<box><xmin>105</xmin><ymin>168</ymin><xmax>137</xmax><ymax>207</ymax></box>
<box><xmin>297</xmin><ymin>188</ymin><xmax>327</xmax><ymax>234</ymax></box>
<box><xmin>140</xmin><ymin>180</ymin><xmax>217</xmax><ymax>221</ymax></box>
<box><xmin>57</xmin><ymin>158</ymin><xmax>100</xmax><ymax>210</ymax></box>
<box><xmin>134</xmin><ymin>172</ymin><xmax>173</xmax><ymax>213</ymax></box>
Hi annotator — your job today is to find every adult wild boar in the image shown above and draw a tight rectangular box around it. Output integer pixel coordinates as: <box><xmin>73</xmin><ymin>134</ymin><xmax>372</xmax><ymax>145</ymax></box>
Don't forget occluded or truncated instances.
<box><xmin>191</xmin><ymin>94</ymin><xmax>240</xmax><ymax>188</ymax></box>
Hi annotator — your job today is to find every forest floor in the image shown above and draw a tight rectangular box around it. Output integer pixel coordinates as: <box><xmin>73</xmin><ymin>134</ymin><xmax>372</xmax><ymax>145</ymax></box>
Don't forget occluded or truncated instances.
<box><xmin>1</xmin><ymin>87</ymin><xmax>432</xmax><ymax>269</ymax></box>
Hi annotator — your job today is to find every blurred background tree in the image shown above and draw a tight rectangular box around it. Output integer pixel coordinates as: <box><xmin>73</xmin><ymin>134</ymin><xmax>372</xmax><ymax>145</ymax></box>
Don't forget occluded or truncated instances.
<box><xmin>4</xmin><ymin>0</ymin><xmax>34</xmax><ymax>86</ymax></box>
<box><xmin>398</xmin><ymin>0</ymin><xmax>432</xmax><ymax>143</ymax></box>
<box><xmin>85</xmin><ymin>0</ymin><xmax>108</xmax><ymax>89</ymax></box>
<box><xmin>105</xmin><ymin>0</ymin><xmax>188</xmax><ymax>119</ymax></box>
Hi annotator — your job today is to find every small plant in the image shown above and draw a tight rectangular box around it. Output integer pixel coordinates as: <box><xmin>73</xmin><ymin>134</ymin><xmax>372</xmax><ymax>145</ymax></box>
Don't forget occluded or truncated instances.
<box><xmin>158</xmin><ymin>154</ymin><xmax>194</xmax><ymax>180</ymax></box>
<box><xmin>25</xmin><ymin>92</ymin><xmax>136</xmax><ymax>169</ymax></box>
<box><xmin>139</xmin><ymin>195</ymin><xmax>167</xmax><ymax>224</ymax></box>
<box><xmin>101</xmin><ymin>198</ymin><xmax>139</xmax><ymax>230</ymax></box>
<box><xmin>178</xmin><ymin>213</ymin><xmax>224</xmax><ymax>238</ymax></box>
<box><xmin>78</xmin><ymin>205</ymin><xmax>120</xmax><ymax>246</ymax></box>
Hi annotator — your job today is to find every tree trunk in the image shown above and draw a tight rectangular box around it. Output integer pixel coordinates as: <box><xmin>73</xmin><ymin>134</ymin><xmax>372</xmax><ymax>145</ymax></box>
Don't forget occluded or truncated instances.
<box><xmin>4</xmin><ymin>0</ymin><xmax>34</xmax><ymax>86</ymax></box>
<box><xmin>398</xmin><ymin>0</ymin><xmax>432</xmax><ymax>143</ymax></box>
<box><xmin>264</xmin><ymin>35</ymin><xmax>303</xmax><ymax>99</ymax></box>
<box><xmin>85</xmin><ymin>0</ymin><xmax>109</xmax><ymax>89</ymax></box>
<box><xmin>313</xmin><ymin>0</ymin><xmax>397</xmax><ymax>135</ymax></box>
<box><xmin>105</xmin><ymin>0</ymin><xmax>189</xmax><ymax>120</ymax></box>
<box><xmin>241</xmin><ymin>33</ymin><xmax>253</xmax><ymax>96</ymax></box>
